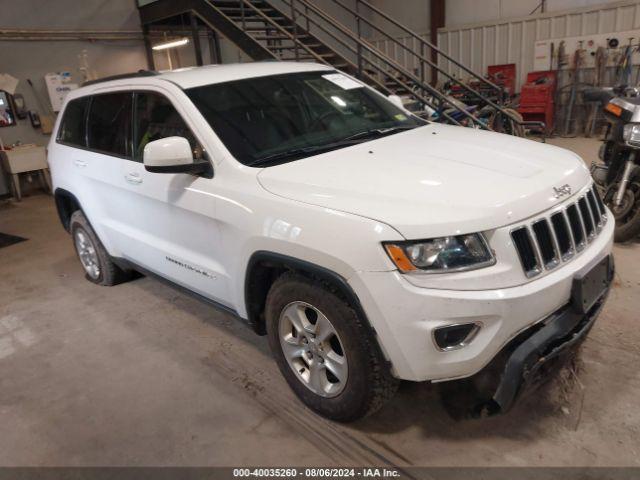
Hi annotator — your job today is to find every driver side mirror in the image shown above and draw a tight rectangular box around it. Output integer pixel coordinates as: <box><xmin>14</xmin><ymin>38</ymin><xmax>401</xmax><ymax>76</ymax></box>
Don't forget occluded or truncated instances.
<box><xmin>143</xmin><ymin>136</ymin><xmax>212</xmax><ymax>178</ymax></box>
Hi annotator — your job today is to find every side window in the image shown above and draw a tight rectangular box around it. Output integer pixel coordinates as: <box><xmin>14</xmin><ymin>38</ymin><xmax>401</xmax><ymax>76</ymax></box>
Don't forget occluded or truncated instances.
<box><xmin>86</xmin><ymin>92</ymin><xmax>133</xmax><ymax>158</ymax></box>
<box><xmin>134</xmin><ymin>91</ymin><xmax>203</xmax><ymax>162</ymax></box>
<box><xmin>57</xmin><ymin>97</ymin><xmax>89</xmax><ymax>147</ymax></box>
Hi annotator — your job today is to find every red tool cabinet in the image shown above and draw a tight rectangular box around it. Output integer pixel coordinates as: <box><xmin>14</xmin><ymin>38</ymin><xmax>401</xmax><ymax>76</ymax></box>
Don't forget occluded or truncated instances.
<box><xmin>518</xmin><ymin>71</ymin><xmax>556</xmax><ymax>134</ymax></box>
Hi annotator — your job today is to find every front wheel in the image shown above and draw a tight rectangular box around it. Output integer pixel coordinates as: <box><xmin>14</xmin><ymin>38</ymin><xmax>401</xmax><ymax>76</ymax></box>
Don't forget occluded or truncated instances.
<box><xmin>490</xmin><ymin>108</ymin><xmax>525</xmax><ymax>137</ymax></box>
<box><xmin>265</xmin><ymin>273</ymin><xmax>398</xmax><ymax>422</ymax></box>
<box><xmin>604</xmin><ymin>182</ymin><xmax>640</xmax><ymax>242</ymax></box>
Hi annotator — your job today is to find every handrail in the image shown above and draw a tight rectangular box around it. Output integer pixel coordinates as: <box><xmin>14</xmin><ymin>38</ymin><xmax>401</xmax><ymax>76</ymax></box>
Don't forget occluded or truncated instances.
<box><xmin>229</xmin><ymin>0</ymin><xmax>331</xmax><ymax>66</ymax></box>
<box><xmin>285</xmin><ymin>0</ymin><xmax>487</xmax><ymax>128</ymax></box>
<box><xmin>277</xmin><ymin>4</ymin><xmax>399</xmax><ymax>97</ymax></box>
<box><xmin>332</xmin><ymin>0</ymin><xmax>505</xmax><ymax>96</ymax></box>
<box><xmin>276</xmin><ymin>0</ymin><xmax>465</xmax><ymax>126</ymax></box>
<box><xmin>301</xmin><ymin>0</ymin><xmax>545</xmax><ymax>132</ymax></box>
<box><xmin>324</xmin><ymin>0</ymin><xmax>509</xmax><ymax>114</ymax></box>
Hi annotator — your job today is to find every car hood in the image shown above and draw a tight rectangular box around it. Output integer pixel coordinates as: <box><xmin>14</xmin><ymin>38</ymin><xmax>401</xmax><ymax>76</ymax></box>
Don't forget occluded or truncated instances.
<box><xmin>256</xmin><ymin>123</ymin><xmax>591</xmax><ymax>239</ymax></box>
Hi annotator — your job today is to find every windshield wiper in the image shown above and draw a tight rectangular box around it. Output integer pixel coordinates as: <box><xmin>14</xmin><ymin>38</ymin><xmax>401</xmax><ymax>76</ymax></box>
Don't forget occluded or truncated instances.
<box><xmin>247</xmin><ymin>125</ymin><xmax>418</xmax><ymax>167</ymax></box>
<box><xmin>247</xmin><ymin>139</ymin><xmax>364</xmax><ymax>166</ymax></box>
<box><xmin>341</xmin><ymin>125</ymin><xmax>418</xmax><ymax>142</ymax></box>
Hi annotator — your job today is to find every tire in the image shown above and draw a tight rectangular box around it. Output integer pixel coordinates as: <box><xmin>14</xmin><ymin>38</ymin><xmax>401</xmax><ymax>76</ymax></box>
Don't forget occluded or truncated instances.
<box><xmin>604</xmin><ymin>182</ymin><xmax>640</xmax><ymax>243</ymax></box>
<box><xmin>490</xmin><ymin>108</ymin><xmax>525</xmax><ymax>137</ymax></box>
<box><xmin>69</xmin><ymin>210</ymin><xmax>131</xmax><ymax>286</ymax></box>
<box><xmin>265</xmin><ymin>272</ymin><xmax>398</xmax><ymax>422</ymax></box>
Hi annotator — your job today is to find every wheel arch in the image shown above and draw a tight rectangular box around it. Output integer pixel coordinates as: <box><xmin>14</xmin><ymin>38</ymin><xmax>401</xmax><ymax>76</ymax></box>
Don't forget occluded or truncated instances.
<box><xmin>54</xmin><ymin>188</ymin><xmax>82</xmax><ymax>232</ymax></box>
<box><xmin>244</xmin><ymin>251</ymin><xmax>375</xmax><ymax>339</ymax></box>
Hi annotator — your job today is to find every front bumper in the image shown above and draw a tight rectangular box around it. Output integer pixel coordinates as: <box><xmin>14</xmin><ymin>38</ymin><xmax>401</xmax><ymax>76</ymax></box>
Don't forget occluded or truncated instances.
<box><xmin>348</xmin><ymin>217</ymin><xmax>614</xmax><ymax>382</ymax></box>
<box><xmin>488</xmin><ymin>254</ymin><xmax>614</xmax><ymax>413</ymax></box>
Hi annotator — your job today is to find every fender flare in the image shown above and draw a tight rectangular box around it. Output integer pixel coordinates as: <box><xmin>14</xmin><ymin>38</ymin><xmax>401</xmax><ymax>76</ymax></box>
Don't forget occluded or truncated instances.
<box><xmin>53</xmin><ymin>188</ymin><xmax>83</xmax><ymax>232</ymax></box>
<box><xmin>244</xmin><ymin>251</ymin><xmax>381</xmax><ymax>342</ymax></box>
<box><xmin>243</xmin><ymin>251</ymin><xmax>390</xmax><ymax>368</ymax></box>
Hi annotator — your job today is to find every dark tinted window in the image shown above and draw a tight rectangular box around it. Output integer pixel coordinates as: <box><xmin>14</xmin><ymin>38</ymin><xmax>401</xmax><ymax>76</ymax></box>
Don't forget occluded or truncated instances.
<box><xmin>186</xmin><ymin>71</ymin><xmax>425</xmax><ymax>166</ymax></box>
<box><xmin>134</xmin><ymin>92</ymin><xmax>203</xmax><ymax>162</ymax></box>
<box><xmin>58</xmin><ymin>97</ymin><xmax>89</xmax><ymax>147</ymax></box>
<box><xmin>87</xmin><ymin>92</ymin><xmax>132</xmax><ymax>157</ymax></box>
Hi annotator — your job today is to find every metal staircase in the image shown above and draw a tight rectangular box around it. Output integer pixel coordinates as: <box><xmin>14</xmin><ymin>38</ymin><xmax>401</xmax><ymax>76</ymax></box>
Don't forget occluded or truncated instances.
<box><xmin>138</xmin><ymin>0</ymin><xmax>543</xmax><ymax>134</ymax></box>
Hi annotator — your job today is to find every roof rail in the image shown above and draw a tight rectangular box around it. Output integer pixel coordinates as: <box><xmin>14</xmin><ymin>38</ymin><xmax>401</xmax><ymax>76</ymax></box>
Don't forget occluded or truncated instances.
<box><xmin>82</xmin><ymin>70</ymin><xmax>159</xmax><ymax>86</ymax></box>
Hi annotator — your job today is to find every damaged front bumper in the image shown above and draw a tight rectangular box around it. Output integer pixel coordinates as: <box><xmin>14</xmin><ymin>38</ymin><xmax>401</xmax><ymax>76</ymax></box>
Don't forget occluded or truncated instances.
<box><xmin>484</xmin><ymin>254</ymin><xmax>615</xmax><ymax>414</ymax></box>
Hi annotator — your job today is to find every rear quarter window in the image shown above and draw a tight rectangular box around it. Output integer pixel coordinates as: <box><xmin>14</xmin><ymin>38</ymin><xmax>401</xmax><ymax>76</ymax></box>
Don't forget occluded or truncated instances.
<box><xmin>57</xmin><ymin>97</ymin><xmax>90</xmax><ymax>147</ymax></box>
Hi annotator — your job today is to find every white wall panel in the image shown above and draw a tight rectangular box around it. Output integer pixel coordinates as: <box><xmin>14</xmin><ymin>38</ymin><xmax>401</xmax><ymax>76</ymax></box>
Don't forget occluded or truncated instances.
<box><xmin>446</xmin><ymin>0</ymin><xmax>627</xmax><ymax>29</ymax></box>
<box><xmin>438</xmin><ymin>0</ymin><xmax>640</xmax><ymax>92</ymax></box>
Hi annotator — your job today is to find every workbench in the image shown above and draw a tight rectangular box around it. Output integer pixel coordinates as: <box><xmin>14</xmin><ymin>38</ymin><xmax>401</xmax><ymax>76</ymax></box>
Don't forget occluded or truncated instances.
<box><xmin>0</xmin><ymin>145</ymin><xmax>51</xmax><ymax>201</ymax></box>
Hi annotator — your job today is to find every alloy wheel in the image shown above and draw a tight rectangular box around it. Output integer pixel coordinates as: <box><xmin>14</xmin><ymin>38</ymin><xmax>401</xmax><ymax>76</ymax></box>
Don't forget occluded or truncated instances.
<box><xmin>278</xmin><ymin>301</ymin><xmax>348</xmax><ymax>398</ymax></box>
<box><xmin>74</xmin><ymin>229</ymin><xmax>101</xmax><ymax>280</ymax></box>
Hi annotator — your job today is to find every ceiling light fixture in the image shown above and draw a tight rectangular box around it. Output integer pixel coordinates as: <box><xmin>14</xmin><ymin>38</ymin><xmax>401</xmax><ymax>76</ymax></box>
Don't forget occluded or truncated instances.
<box><xmin>152</xmin><ymin>37</ymin><xmax>190</xmax><ymax>50</ymax></box>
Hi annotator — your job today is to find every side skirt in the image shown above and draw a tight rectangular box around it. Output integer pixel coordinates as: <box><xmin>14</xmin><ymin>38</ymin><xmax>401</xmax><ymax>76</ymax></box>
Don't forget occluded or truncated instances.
<box><xmin>112</xmin><ymin>257</ymin><xmax>248</xmax><ymax>325</ymax></box>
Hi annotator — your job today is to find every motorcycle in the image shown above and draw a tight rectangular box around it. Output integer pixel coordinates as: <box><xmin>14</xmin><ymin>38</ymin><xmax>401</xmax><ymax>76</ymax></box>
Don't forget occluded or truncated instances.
<box><xmin>586</xmin><ymin>85</ymin><xmax>640</xmax><ymax>242</ymax></box>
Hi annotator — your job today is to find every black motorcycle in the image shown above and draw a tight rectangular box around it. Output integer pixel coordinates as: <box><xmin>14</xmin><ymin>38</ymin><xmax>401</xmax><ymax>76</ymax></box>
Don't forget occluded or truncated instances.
<box><xmin>586</xmin><ymin>86</ymin><xmax>640</xmax><ymax>242</ymax></box>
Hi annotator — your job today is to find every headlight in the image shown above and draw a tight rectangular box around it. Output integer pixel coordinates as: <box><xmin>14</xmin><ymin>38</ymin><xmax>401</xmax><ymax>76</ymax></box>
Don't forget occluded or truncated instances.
<box><xmin>384</xmin><ymin>233</ymin><xmax>495</xmax><ymax>273</ymax></box>
<box><xmin>623</xmin><ymin>123</ymin><xmax>640</xmax><ymax>147</ymax></box>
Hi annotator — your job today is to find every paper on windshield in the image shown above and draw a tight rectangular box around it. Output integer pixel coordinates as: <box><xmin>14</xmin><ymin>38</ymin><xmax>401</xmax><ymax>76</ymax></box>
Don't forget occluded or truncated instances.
<box><xmin>322</xmin><ymin>73</ymin><xmax>363</xmax><ymax>90</ymax></box>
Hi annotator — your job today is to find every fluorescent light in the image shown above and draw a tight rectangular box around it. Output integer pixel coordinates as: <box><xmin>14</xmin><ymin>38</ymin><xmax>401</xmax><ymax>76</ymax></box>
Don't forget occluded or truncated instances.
<box><xmin>152</xmin><ymin>38</ymin><xmax>189</xmax><ymax>50</ymax></box>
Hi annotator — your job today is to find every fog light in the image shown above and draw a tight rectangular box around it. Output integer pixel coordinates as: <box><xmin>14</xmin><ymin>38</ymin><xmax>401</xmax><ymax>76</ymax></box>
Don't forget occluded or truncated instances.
<box><xmin>433</xmin><ymin>323</ymin><xmax>481</xmax><ymax>351</ymax></box>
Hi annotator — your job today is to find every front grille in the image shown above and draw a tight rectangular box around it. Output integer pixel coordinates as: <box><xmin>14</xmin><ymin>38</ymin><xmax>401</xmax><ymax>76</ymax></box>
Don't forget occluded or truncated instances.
<box><xmin>511</xmin><ymin>227</ymin><xmax>540</xmax><ymax>276</ymax></box>
<box><xmin>550</xmin><ymin>212</ymin><xmax>572</xmax><ymax>260</ymax></box>
<box><xmin>566</xmin><ymin>204</ymin><xmax>585</xmax><ymax>250</ymax></box>
<box><xmin>578</xmin><ymin>197</ymin><xmax>595</xmax><ymax>237</ymax></box>
<box><xmin>511</xmin><ymin>185</ymin><xmax>607</xmax><ymax>278</ymax></box>
<box><xmin>532</xmin><ymin>219</ymin><xmax>558</xmax><ymax>268</ymax></box>
<box><xmin>586</xmin><ymin>189</ymin><xmax>602</xmax><ymax>227</ymax></box>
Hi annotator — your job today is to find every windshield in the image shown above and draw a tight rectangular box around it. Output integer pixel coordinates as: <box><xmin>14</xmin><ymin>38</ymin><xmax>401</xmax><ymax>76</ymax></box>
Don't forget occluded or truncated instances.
<box><xmin>186</xmin><ymin>70</ymin><xmax>426</xmax><ymax>166</ymax></box>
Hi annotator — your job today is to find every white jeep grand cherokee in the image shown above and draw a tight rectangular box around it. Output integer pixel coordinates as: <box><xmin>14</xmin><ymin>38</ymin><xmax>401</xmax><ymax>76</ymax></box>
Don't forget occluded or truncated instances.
<box><xmin>49</xmin><ymin>62</ymin><xmax>614</xmax><ymax>421</ymax></box>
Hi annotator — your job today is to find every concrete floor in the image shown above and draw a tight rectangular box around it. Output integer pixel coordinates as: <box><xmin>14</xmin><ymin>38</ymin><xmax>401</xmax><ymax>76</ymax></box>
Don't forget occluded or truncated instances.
<box><xmin>0</xmin><ymin>137</ymin><xmax>639</xmax><ymax>467</ymax></box>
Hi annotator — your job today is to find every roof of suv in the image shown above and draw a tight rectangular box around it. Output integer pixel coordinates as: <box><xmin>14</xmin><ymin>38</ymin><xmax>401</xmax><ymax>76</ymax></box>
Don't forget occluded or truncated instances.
<box><xmin>79</xmin><ymin>61</ymin><xmax>334</xmax><ymax>93</ymax></box>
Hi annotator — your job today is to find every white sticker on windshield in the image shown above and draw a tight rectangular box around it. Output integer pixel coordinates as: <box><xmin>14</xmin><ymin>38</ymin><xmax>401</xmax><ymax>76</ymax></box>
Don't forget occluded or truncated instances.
<box><xmin>322</xmin><ymin>73</ymin><xmax>363</xmax><ymax>90</ymax></box>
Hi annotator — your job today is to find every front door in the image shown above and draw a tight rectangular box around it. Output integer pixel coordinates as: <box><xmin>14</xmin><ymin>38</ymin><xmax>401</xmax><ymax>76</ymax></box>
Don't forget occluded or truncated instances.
<box><xmin>113</xmin><ymin>89</ymin><xmax>230</xmax><ymax>306</ymax></box>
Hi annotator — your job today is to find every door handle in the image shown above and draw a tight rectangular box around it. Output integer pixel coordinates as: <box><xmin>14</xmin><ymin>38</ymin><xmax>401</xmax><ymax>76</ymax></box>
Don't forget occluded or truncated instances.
<box><xmin>74</xmin><ymin>160</ymin><xmax>87</xmax><ymax>168</ymax></box>
<box><xmin>124</xmin><ymin>172</ymin><xmax>143</xmax><ymax>185</ymax></box>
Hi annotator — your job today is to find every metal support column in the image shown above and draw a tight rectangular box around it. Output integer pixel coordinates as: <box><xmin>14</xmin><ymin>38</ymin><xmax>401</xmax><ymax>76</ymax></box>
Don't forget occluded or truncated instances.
<box><xmin>355</xmin><ymin>0</ymin><xmax>363</xmax><ymax>78</ymax></box>
<box><xmin>291</xmin><ymin>0</ymin><xmax>299</xmax><ymax>61</ymax></box>
<box><xmin>142</xmin><ymin>24</ymin><xmax>155</xmax><ymax>70</ymax></box>
<box><xmin>429</xmin><ymin>0</ymin><xmax>445</xmax><ymax>86</ymax></box>
<box><xmin>208</xmin><ymin>30</ymin><xmax>221</xmax><ymax>64</ymax></box>
<box><xmin>190</xmin><ymin>12</ymin><xmax>203</xmax><ymax>66</ymax></box>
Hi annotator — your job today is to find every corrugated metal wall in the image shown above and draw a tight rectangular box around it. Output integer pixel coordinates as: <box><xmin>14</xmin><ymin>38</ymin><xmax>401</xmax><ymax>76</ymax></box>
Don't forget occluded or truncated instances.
<box><xmin>369</xmin><ymin>1</ymin><xmax>640</xmax><ymax>91</ymax></box>
<box><xmin>369</xmin><ymin>33</ymin><xmax>433</xmax><ymax>82</ymax></box>
<box><xmin>437</xmin><ymin>0</ymin><xmax>640</xmax><ymax>91</ymax></box>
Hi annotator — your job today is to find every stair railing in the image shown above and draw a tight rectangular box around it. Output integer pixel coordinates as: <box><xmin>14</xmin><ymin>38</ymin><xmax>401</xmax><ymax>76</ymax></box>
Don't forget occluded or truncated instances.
<box><xmin>263</xmin><ymin>0</ymin><xmax>417</xmax><ymax>105</ymax></box>
<box><xmin>323</xmin><ymin>0</ymin><xmax>544</xmax><ymax>131</ymax></box>
<box><xmin>279</xmin><ymin>0</ymin><xmax>487</xmax><ymax>128</ymax></box>
<box><xmin>336</xmin><ymin>0</ymin><xmax>506</xmax><ymax>96</ymax></box>
<box><xmin>203</xmin><ymin>0</ymin><xmax>329</xmax><ymax>66</ymax></box>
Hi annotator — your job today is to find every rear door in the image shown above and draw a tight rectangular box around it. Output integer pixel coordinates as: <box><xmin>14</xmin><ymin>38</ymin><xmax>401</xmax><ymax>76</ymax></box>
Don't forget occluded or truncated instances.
<box><xmin>113</xmin><ymin>89</ymin><xmax>229</xmax><ymax>305</ymax></box>
<box><xmin>54</xmin><ymin>95</ymin><xmax>90</xmax><ymax>202</ymax></box>
<box><xmin>62</xmin><ymin>91</ymin><xmax>134</xmax><ymax>257</ymax></box>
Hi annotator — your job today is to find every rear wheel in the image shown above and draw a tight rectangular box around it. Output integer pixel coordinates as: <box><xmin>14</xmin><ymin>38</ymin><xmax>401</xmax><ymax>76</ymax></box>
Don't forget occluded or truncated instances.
<box><xmin>265</xmin><ymin>273</ymin><xmax>398</xmax><ymax>422</ymax></box>
<box><xmin>70</xmin><ymin>210</ymin><xmax>131</xmax><ymax>285</ymax></box>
